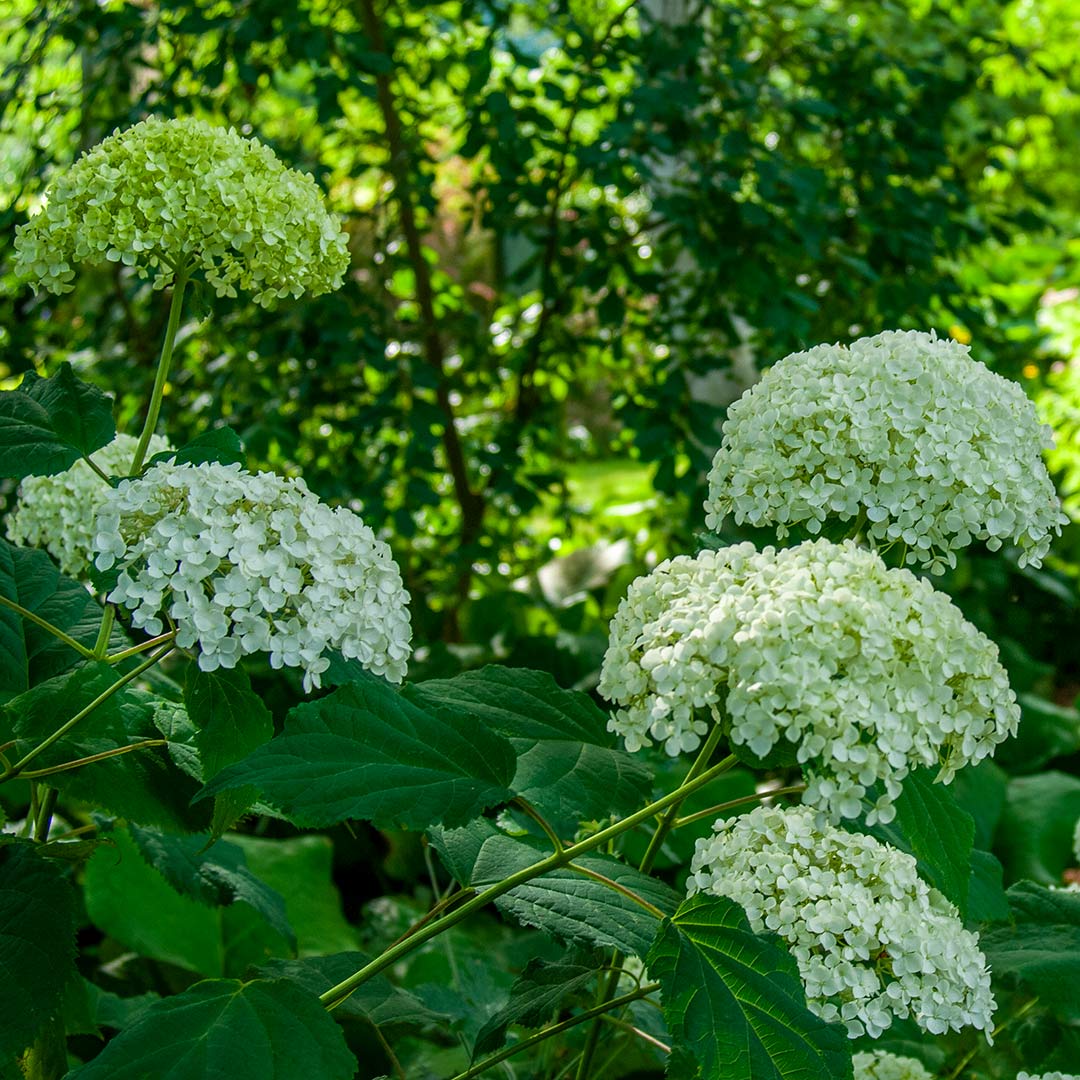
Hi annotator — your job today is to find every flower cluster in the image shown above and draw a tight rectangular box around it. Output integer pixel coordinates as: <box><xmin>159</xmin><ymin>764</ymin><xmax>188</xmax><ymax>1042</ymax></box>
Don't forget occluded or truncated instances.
<box><xmin>1017</xmin><ymin>1074</ymin><xmax>1080</xmax><ymax>1080</ymax></box>
<box><xmin>93</xmin><ymin>461</ymin><xmax>411</xmax><ymax>690</ymax></box>
<box><xmin>13</xmin><ymin>116</ymin><xmax>349</xmax><ymax>305</ymax></box>
<box><xmin>6</xmin><ymin>433</ymin><xmax>171</xmax><ymax>577</ymax></box>
<box><xmin>689</xmin><ymin>805</ymin><xmax>996</xmax><ymax>1039</ymax></box>
<box><xmin>599</xmin><ymin>539</ymin><xmax>1018</xmax><ymax>823</ymax></box>
<box><xmin>704</xmin><ymin>330</ymin><xmax>1066</xmax><ymax>573</ymax></box>
<box><xmin>853</xmin><ymin>1051</ymin><xmax>934</xmax><ymax>1080</ymax></box>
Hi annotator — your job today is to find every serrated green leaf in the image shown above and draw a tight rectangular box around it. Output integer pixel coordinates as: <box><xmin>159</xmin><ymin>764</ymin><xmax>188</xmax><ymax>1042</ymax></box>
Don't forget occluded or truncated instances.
<box><xmin>66</xmin><ymin>978</ymin><xmax>356</xmax><ymax>1080</ymax></box>
<box><xmin>998</xmin><ymin>772</ymin><xmax>1080</xmax><ymax>886</ymax></box>
<box><xmin>980</xmin><ymin>881</ymin><xmax>1080</xmax><ymax>1021</ymax></box>
<box><xmin>853</xmin><ymin>769</ymin><xmax>974</xmax><ymax>914</ymax></box>
<box><xmin>647</xmin><ymin>894</ymin><xmax>852</xmax><ymax>1080</ymax></box>
<box><xmin>430</xmin><ymin>818</ymin><xmax>679</xmax><ymax>957</ymax></box>
<box><xmin>84</xmin><ymin>827</ymin><xmax>226</xmax><ymax>977</ymax></box>
<box><xmin>198</xmin><ymin>677</ymin><xmax>516</xmax><ymax>830</ymax></box>
<box><xmin>967</xmin><ymin>849</ymin><xmax>1010</xmax><ymax>924</ymax></box>
<box><xmin>257</xmin><ymin>953</ymin><xmax>449</xmax><ymax>1028</ymax></box>
<box><xmin>0</xmin><ymin>841</ymin><xmax>77</xmax><ymax>1058</ymax></box>
<box><xmin>149</xmin><ymin>426</ymin><xmax>244</xmax><ymax>468</ymax></box>
<box><xmin>405</xmin><ymin>666</ymin><xmax>652</xmax><ymax>834</ymax></box>
<box><xmin>0</xmin><ymin>364</ymin><xmax>115</xmax><ymax>478</ymax></box>
<box><xmin>128</xmin><ymin>824</ymin><xmax>294</xmax><ymax>949</ymax></box>
<box><xmin>183</xmin><ymin>664</ymin><xmax>274</xmax><ymax>838</ymax></box>
<box><xmin>6</xmin><ymin>663</ymin><xmax>207</xmax><ymax>831</ymax></box>
<box><xmin>0</xmin><ymin>538</ymin><xmax>106</xmax><ymax>704</ymax></box>
<box><xmin>473</xmin><ymin>957</ymin><xmax>595</xmax><ymax>1056</ymax></box>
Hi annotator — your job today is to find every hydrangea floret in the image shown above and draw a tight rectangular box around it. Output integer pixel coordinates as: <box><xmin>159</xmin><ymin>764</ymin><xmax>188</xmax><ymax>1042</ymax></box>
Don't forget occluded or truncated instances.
<box><xmin>704</xmin><ymin>329</ymin><xmax>1066</xmax><ymax>573</ymax></box>
<box><xmin>92</xmin><ymin>461</ymin><xmax>411</xmax><ymax>690</ymax></box>
<box><xmin>1017</xmin><ymin>1073</ymin><xmax>1080</xmax><ymax>1080</ymax></box>
<box><xmin>6</xmin><ymin>433</ymin><xmax>171</xmax><ymax>577</ymax></box>
<box><xmin>13</xmin><ymin>115</ymin><xmax>350</xmax><ymax>305</ymax></box>
<box><xmin>599</xmin><ymin>538</ymin><xmax>1018</xmax><ymax>823</ymax></box>
<box><xmin>853</xmin><ymin>1050</ymin><xmax>935</xmax><ymax>1080</ymax></box>
<box><xmin>688</xmin><ymin>805</ymin><xmax>996</xmax><ymax>1039</ymax></box>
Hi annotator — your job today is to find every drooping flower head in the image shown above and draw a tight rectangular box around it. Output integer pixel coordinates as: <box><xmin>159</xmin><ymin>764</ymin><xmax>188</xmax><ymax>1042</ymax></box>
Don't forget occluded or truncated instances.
<box><xmin>704</xmin><ymin>330</ymin><xmax>1066</xmax><ymax>573</ymax></box>
<box><xmin>14</xmin><ymin>116</ymin><xmax>350</xmax><ymax>305</ymax></box>
<box><xmin>689</xmin><ymin>805</ymin><xmax>996</xmax><ymax>1039</ymax></box>
<box><xmin>6</xmin><ymin>433</ymin><xmax>172</xmax><ymax>577</ymax></box>
<box><xmin>853</xmin><ymin>1050</ymin><xmax>935</xmax><ymax>1080</ymax></box>
<box><xmin>93</xmin><ymin>461</ymin><xmax>411</xmax><ymax>690</ymax></box>
<box><xmin>599</xmin><ymin>539</ymin><xmax>1018</xmax><ymax>824</ymax></box>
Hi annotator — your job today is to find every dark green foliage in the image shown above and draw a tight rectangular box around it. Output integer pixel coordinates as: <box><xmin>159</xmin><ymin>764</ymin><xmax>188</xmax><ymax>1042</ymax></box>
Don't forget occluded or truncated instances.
<box><xmin>66</xmin><ymin>979</ymin><xmax>356</xmax><ymax>1080</ymax></box>
<box><xmin>0</xmin><ymin>841</ymin><xmax>77</xmax><ymax>1059</ymax></box>
<box><xmin>647</xmin><ymin>894</ymin><xmax>852</xmax><ymax>1080</ymax></box>
<box><xmin>0</xmin><ymin>364</ymin><xmax>114</xmax><ymax>479</ymax></box>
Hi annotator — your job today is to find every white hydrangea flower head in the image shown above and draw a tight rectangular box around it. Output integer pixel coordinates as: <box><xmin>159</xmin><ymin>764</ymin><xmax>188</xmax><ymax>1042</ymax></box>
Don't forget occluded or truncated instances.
<box><xmin>599</xmin><ymin>539</ymin><xmax>1018</xmax><ymax>824</ymax></box>
<box><xmin>6</xmin><ymin>433</ymin><xmax>172</xmax><ymax>577</ymax></box>
<box><xmin>853</xmin><ymin>1050</ymin><xmax>934</xmax><ymax>1080</ymax></box>
<box><xmin>1017</xmin><ymin>1074</ymin><xmax>1080</xmax><ymax>1080</ymax></box>
<box><xmin>689</xmin><ymin>805</ymin><xmax>996</xmax><ymax>1039</ymax></box>
<box><xmin>14</xmin><ymin>115</ymin><xmax>350</xmax><ymax>305</ymax></box>
<box><xmin>92</xmin><ymin>461</ymin><xmax>411</xmax><ymax>690</ymax></box>
<box><xmin>704</xmin><ymin>330</ymin><xmax>1067</xmax><ymax>573</ymax></box>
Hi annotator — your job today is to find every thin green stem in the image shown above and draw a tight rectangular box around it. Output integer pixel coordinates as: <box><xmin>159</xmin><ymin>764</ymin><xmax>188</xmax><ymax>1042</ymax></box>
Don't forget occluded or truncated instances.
<box><xmin>446</xmin><ymin>983</ymin><xmax>660</xmax><ymax>1080</ymax></box>
<box><xmin>81</xmin><ymin>452</ymin><xmax>110</xmax><ymax>483</ymax></box>
<box><xmin>33</xmin><ymin>787</ymin><xmax>58</xmax><ymax>842</ymax></box>
<box><xmin>130</xmin><ymin>265</ymin><xmax>190</xmax><ymax>475</ymax></box>
<box><xmin>92</xmin><ymin>606</ymin><xmax>115</xmax><ymax>660</ymax></box>
<box><xmin>567</xmin><ymin>863</ymin><xmax>666</xmax><ymax>919</ymax></box>
<box><xmin>20</xmin><ymin>739</ymin><xmax>167</xmax><ymax>780</ymax></box>
<box><xmin>106</xmin><ymin>630</ymin><xmax>178</xmax><ymax>664</ymax></box>
<box><xmin>318</xmin><ymin>754</ymin><xmax>738</xmax><ymax>1010</ymax></box>
<box><xmin>0</xmin><ymin>644</ymin><xmax>174</xmax><ymax>782</ymax></box>
<box><xmin>575</xmin><ymin>712</ymin><xmax>727</xmax><ymax>1080</ymax></box>
<box><xmin>673</xmin><ymin>783</ymin><xmax>807</xmax><ymax>830</ymax></box>
<box><xmin>946</xmin><ymin>997</ymin><xmax>1040</xmax><ymax>1080</ymax></box>
<box><xmin>0</xmin><ymin>595</ymin><xmax>95</xmax><ymax>659</ymax></box>
<box><xmin>512</xmin><ymin>796</ymin><xmax>565</xmax><ymax>854</ymax></box>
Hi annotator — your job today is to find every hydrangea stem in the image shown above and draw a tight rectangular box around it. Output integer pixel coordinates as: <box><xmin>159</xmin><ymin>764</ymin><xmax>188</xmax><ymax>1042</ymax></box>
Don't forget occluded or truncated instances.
<box><xmin>0</xmin><ymin>595</ymin><xmax>94</xmax><ymax>658</ymax></box>
<box><xmin>130</xmin><ymin>265</ymin><xmax>190</xmax><ymax>476</ymax></box>
<box><xmin>318</xmin><ymin>753</ymin><xmax>738</xmax><ymax>1011</ymax></box>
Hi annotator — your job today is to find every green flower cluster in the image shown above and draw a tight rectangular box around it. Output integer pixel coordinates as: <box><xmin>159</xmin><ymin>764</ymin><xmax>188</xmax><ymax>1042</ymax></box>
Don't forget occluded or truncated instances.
<box><xmin>14</xmin><ymin>116</ymin><xmax>350</xmax><ymax>306</ymax></box>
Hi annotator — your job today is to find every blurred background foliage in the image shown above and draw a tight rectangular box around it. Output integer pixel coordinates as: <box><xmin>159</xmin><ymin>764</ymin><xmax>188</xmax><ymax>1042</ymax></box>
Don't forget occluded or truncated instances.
<box><xmin>2</xmin><ymin>0</ymin><xmax>1080</xmax><ymax>694</ymax></box>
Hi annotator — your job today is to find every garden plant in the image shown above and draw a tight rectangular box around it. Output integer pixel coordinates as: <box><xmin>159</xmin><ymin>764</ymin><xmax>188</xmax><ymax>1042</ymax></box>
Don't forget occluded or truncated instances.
<box><xmin>2</xmin><ymin>111</ymin><xmax>1080</xmax><ymax>1080</ymax></box>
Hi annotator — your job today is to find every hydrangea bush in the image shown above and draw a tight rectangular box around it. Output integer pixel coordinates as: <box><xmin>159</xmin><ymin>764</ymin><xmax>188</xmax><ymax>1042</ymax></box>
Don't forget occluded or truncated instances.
<box><xmin>0</xmin><ymin>115</ymin><xmax>1074</xmax><ymax>1080</ymax></box>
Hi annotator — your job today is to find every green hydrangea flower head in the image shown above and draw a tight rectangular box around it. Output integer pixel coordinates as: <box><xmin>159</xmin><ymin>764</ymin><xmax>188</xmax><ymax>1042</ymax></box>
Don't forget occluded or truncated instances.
<box><xmin>853</xmin><ymin>1050</ymin><xmax>934</xmax><ymax>1080</ymax></box>
<box><xmin>14</xmin><ymin>115</ymin><xmax>350</xmax><ymax>306</ymax></box>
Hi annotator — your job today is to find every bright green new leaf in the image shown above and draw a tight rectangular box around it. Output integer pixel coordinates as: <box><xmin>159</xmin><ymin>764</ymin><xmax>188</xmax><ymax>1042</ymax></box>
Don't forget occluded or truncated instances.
<box><xmin>405</xmin><ymin>666</ymin><xmax>652</xmax><ymax>835</ymax></box>
<box><xmin>980</xmin><ymin>881</ymin><xmax>1080</xmax><ymax>1021</ymax></box>
<box><xmin>0</xmin><ymin>841</ymin><xmax>77</xmax><ymax>1059</ymax></box>
<box><xmin>183</xmin><ymin>663</ymin><xmax>274</xmax><ymax>838</ymax></box>
<box><xmin>66</xmin><ymin>979</ymin><xmax>356</xmax><ymax>1080</ymax></box>
<box><xmin>6</xmin><ymin>662</ymin><xmax>207</xmax><ymax>831</ymax></box>
<box><xmin>647</xmin><ymin>894</ymin><xmax>852</xmax><ymax>1080</ymax></box>
<box><xmin>198</xmin><ymin>677</ymin><xmax>516</xmax><ymax>830</ymax></box>
<box><xmin>128</xmin><ymin>824</ymin><xmax>294</xmax><ymax>949</ymax></box>
<box><xmin>473</xmin><ymin>957</ymin><xmax>595</xmax><ymax>1056</ymax></box>
<box><xmin>0</xmin><ymin>363</ymin><xmax>115</xmax><ymax>478</ymax></box>
<box><xmin>0</xmin><ymin>538</ymin><xmax>106</xmax><ymax>704</ymax></box>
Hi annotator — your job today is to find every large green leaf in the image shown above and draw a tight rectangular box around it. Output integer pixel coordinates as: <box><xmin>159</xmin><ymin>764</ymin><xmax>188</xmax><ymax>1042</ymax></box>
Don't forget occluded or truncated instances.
<box><xmin>854</xmin><ymin>769</ymin><xmax>974</xmax><ymax>914</ymax></box>
<box><xmin>966</xmin><ymin>849</ymin><xmax>1010</xmax><ymax>924</ymax></box>
<box><xmin>431</xmin><ymin>818</ymin><xmax>680</xmax><ymax>957</ymax></box>
<box><xmin>149</xmin><ymin>426</ymin><xmax>244</xmax><ymax>468</ymax></box>
<box><xmin>128</xmin><ymin>824</ymin><xmax>294</xmax><ymax>949</ymax></box>
<box><xmin>647</xmin><ymin>894</ymin><xmax>852</xmax><ymax>1080</ymax></box>
<box><xmin>66</xmin><ymin>979</ymin><xmax>356</xmax><ymax>1080</ymax></box>
<box><xmin>405</xmin><ymin>667</ymin><xmax>652</xmax><ymax>834</ymax></box>
<box><xmin>0</xmin><ymin>364</ymin><xmax>115</xmax><ymax>478</ymax></box>
<box><xmin>183</xmin><ymin>664</ymin><xmax>274</xmax><ymax>838</ymax></box>
<box><xmin>0</xmin><ymin>538</ymin><xmax>105</xmax><ymax>704</ymax></box>
<box><xmin>6</xmin><ymin>663</ymin><xmax>207</xmax><ymax>831</ymax></box>
<box><xmin>980</xmin><ymin>881</ymin><xmax>1080</xmax><ymax>1021</ymax></box>
<box><xmin>0</xmin><ymin>841</ymin><xmax>77</xmax><ymax>1058</ymax></box>
<box><xmin>198</xmin><ymin>677</ymin><xmax>516</xmax><ymax>830</ymax></box>
<box><xmin>473</xmin><ymin>957</ymin><xmax>595</xmax><ymax>1056</ymax></box>
<box><xmin>83</xmin><ymin>828</ymin><xmax>227</xmax><ymax>978</ymax></box>
<box><xmin>997</xmin><ymin>772</ymin><xmax>1080</xmax><ymax>885</ymax></box>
